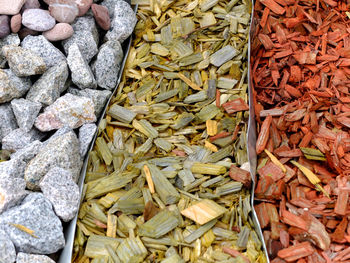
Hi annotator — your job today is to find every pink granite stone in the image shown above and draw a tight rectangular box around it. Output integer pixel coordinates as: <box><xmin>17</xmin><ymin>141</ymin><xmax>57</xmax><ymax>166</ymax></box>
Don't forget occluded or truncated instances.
<box><xmin>10</xmin><ymin>14</ymin><xmax>21</xmax><ymax>33</ymax></box>
<box><xmin>91</xmin><ymin>4</ymin><xmax>110</xmax><ymax>31</ymax></box>
<box><xmin>43</xmin><ymin>23</ymin><xmax>73</xmax><ymax>41</ymax></box>
<box><xmin>0</xmin><ymin>0</ymin><xmax>26</xmax><ymax>15</ymax></box>
<box><xmin>75</xmin><ymin>0</ymin><xmax>92</xmax><ymax>16</ymax></box>
<box><xmin>49</xmin><ymin>0</ymin><xmax>79</xmax><ymax>24</ymax></box>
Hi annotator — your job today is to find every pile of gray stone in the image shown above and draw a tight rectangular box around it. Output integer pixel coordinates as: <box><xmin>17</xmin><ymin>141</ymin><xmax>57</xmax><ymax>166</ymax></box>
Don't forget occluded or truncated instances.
<box><xmin>0</xmin><ymin>0</ymin><xmax>136</xmax><ymax>262</ymax></box>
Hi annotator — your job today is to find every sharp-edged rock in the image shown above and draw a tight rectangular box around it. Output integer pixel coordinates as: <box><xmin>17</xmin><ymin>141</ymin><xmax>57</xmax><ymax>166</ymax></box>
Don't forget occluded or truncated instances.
<box><xmin>0</xmin><ymin>158</ymin><xmax>26</xmax><ymax>179</ymax></box>
<box><xmin>79</xmin><ymin>123</ymin><xmax>97</xmax><ymax>157</ymax></box>
<box><xmin>67</xmin><ymin>43</ymin><xmax>96</xmax><ymax>89</ymax></box>
<box><xmin>26</xmin><ymin>60</ymin><xmax>68</xmax><ymax>106</ymax></box>
<box><xmin>39</xmin><ymin>167</ymin><xmax>80</xmax><ymax>222</ymax></box>
<box><xmin>34</xmin><ymin>93</ymin><xmax>96</xmax><ymax>132</ymax></box>
<box><xmin>11</xmin><ymin>98</ymin><xmax>42</xmax><ymax>132</ymax></box>
<box><xmin>24</xmin><ymin>131</ymin><xmax>82</xmax><ymax>189</ymax></box>
<box><xmin>0</xmin><ymin>104</ymin><xmax>18</xmax><ymax>141</ymax></box>
<box><xmin>0</xmin><ymin>175</ymin><xmax>27</xmax><ymax>214</ymax></box>
<box><xmin>0</xmin><ymin>229</ymin><xmax>16</xmax><ymax>263</ymax></box>
<box><xmin>2</xmin><ymin>45</ymin><xmax>46</xmax><ymax>77</ymax></box>
<box><xmin>16</xmin><ymin>253</ymin><xmax>55</xmax><ymax>263</ymax></box>
<box><xmin>0</xmin><ymin>34</ymin><xmax>20</xmax><ymax>69</ymax></box>
<box><xmin>21</xmin><ymin>35</ymin><xmax>66</xmax><ymax>68</ymax></box>
<box><xmin>1</xmin><ymin>128</ymin><xmax>40</xmax><ymax>152</ymax></box>
<box><xmin>0</xmin><ymin>193</ymin><xmax>65</xmax><ymax>254</ymax></box>
<box><xmin>0</xmin><ymin>69</ymin><xmax>31</xmax><ymax>103</ymax></box>
<box><xmin>10</xmin><ymin>140</ymin><xmax>42</xmax><ymax>163</ymax></box>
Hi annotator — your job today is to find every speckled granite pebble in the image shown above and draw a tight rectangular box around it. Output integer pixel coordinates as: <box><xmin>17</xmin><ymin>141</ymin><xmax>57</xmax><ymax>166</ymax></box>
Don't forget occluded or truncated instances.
<box><xmin>43</xmin><ymin>23</ymin><xmax>73</xmax><ymax>41</ymax></box>
<box><xmin>0</xmin><ymin>175</ymin><xmax>27</xmax><ymax>214</ymax></box>
<box><xmin>2</xmin><ymin>45</ymin><xmax>46</xmax><ymax>77</ymax></box>
<box><xmin>10</xmin><ymin>140</ymin><xmax>42</xmax><ymax>163</ymax></box>
<box><xmin>16</xmin><ymin>253</ymin><xmax>55</xmax><ymax>263</ymax></box>
<box><xmin>24</xmin><ymin>131</ymin><xmax>82</xmax><ymax>189</ymax></box>
<box><xmin>92</xmin><ymin>40</ymin><xmax>123</xmax><ymax>90</ymax></box>
<box><xmin>0</xmin><ymin>104</ymin><xmax>18</xmax><ymax>141</ymax></box>
<box><xmin>62</xmin><ymin>16</ymin><xmax>99</xmax><ymax>62</ymax></box>
<box><xmin>0</xmin><ymin>158</ymin><xmax>26</xmax><ymax>179</ymax></box>
<box><xmin>105</xmin><ymin>1</ymin><xmax>136</xmax><ymax>43</ymax></box>
<box><xmin>0</xmin><ymin>69</ymin><xmax>31</xmax><ymax>103</ymax></box>
<box><xmin>21</xmin><ymin>35</ymin><xmax>66</xmax><ymax>68</ymax></box>
<box><xmin>40</xmin><ymin>167</ymin><xmax>80</xmax><ymax>222</ymax></box>
<box><xmin>67</xmin><ymin>43</ymin><xmax>96</xmax><ymax>89</ymax></box>
<box><xmin>11</xmin><ymin>99</ymin><xmax>42</xmax><ymax>132</ymax></box>
<box><xmin>26</xmin><ymin>60</ymin><xmax>68</xmax><ymax>106</ymax></box>
<box><xmin>0</xmin><ymin>193</ymin><xmax>65</xmax><ymax>254</ymax></box>
<box><xmin>22</xmin><ymin>9</ymin><xmax>56</xmax><ymax>32</ymax></box>
<box><xmin>0</xmin><ymin>229</ymin><xmax>16</xmax><ymax>263</ymax></box>
<box><xmin>35</xmin><ymin>93</ymin><xmax>96</xmax><ymax>132</ymax></box>
<box><xmin>79</xmin><ymin>123</ymin><xmax>97</xmax><ymax>157</ymax></box>
<box><xmin>2</xmin><ymin>128</ymin><xmax>38</xmax><ymax>152</ymax></box>
<box><xmin>0</xmin><ymin>0</ymin><xmax>25</xmax><ymax>15</ymax></box>
<box><xmin>49</xmin><ymin>0</ymin><xmax>79</xmax><ymax>23</ymax></box>
<box><xmin>68</xmin><ymin>87</ymin><xmax>111</xmax><ymax>117</ymax></box>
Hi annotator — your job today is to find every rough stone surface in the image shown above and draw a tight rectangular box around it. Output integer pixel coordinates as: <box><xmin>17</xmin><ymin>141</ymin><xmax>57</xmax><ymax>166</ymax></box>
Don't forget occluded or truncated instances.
<box><xmin>0</xmin><ymin>15</ymin><xmax>10</xmax><ymax>38</ymax></box>
<box><xmin>2</xmin><ymin>45</ymin><xmax>46</xmax><ymax>77</ymax></box>
<box><xmin>0</xmin><ymin>175</ymin><xmax>27</xmax><ymax>214</ymax></box>
<box><xmin>92</xmin><ymin>40</ymin><xmax>123</xmax><ymax>90</ymax></box>
<box><xmin>76</xmin><ymin>0</ymin><xmax>93</xmax><ymax>16</ymax></box>
<box><xmin>0</xmin><ymin>69</ymin><xmax>31</xmax><ymax>103</ymax></box>
<box><xmin>100</xmin><ymin>0</ymin><xmax>122</xmax><ymax>18</ymax></box>
<box><xmin>43</xmin><ymin>23</ymin><xmax>73</xmax><ymax>41</ymax></box>
<box><xmin>22</xmin><ymin>9</ymin><xmax>56</xmax><ymax>32</ymax></box>
<box><xmin>0</xmin><ymin>0</ymin><xmax>26</xmax><ymax>15</ymax></box>
<box><xmin>92</xmin><ymin>4</ymin><xmax>110</xmax><ymax>30</ymax></box>
<box><xmin>35</xmin><ymin>93</ymin><xmax>96</xmax><ymax>132</ymax></box>
<box><xmin>0</xmin><ymin>104</ymin><xmax>18</xmax><ymax>141</ymax></box>
<box><xmin>10</xmin><ymin>14</ymin><xmax>21</xmax><ymax>33</ymax></box>
<box><xmin>11</xmin><ymin>99</ymin><xmax>42</xmax><ymax>132</ymax></box>
<box><xmin>26</xmin><ymin>61</ymin><xmax>68</xmax><ymax>106</ymax></box>
<box><xmin>22</xmin><ymin>0</ymin><xmax>41</xmax><ymax>10</ymax></box>
<box><xmin>10</xmin><ymin>140</ymin><xmax>42</xmax><ymax>163</ymax></box>
<box><xmin>24</xmin><ymin>131</ymin><xmax>82</xmax><ymax>189</ymax></box>
<box><xmin>0</xmin><ymin>193</ymin><xmax>65</xmax><ymax>254</ymax></box>
<box><xmin>79</xmin><ymin>123</ymin><xmax>97</xmax><ymax>157</ymax></box>
<box><xmin>21</xmin><ymin>35</ymin><xmax>66</xmax><ymax>68</ymax></box>
<box><xmin>0</xmin><ymin>158</ymin><xmax>26</xmax><ymax>179</ymax></box>
<box><xmin>105</xmin><ymin>1</ymin><xmax>136</xmax><ymax>43</ymax></box>
<box><xmin>62</xmin><ymin>16</ymin><xmax>99</xmax><ymax>62</ymax></box>
<box><xmin>0</xmin><ymin>34</ymin><xmax>20</xmax><ymax>69</ymax></box>
<box><xmin>40</xmin><ymin>167</ymin><xmax>80</xmax><ymax>222</ymax></box>
<box><xmin>0</xmin><ymin>229</ymin><xmax>16</xmax><ymax>263</ymax></box>
<box><xmin>16</xmin><ymin>253</ymin><xmax>55</xmax><ymax>263</ymax></box>
<box><xmin>68</xmin><ymin>87</ymin><xmax>111</xmax><ymax>117</ymax></box>
<box><xmin>67</xmin><ymin>43</ymin><xmax>96</xmax><ymax>89</ymax></box>
<box><xmin>49</xmin><ymin>1</ymin><xmax>79</xmax><ymax>23</ymax></box>
<box><xmin>2</xmin><ymin>128</ymin><xmax>39</xmax><ymax>152</ymax></box>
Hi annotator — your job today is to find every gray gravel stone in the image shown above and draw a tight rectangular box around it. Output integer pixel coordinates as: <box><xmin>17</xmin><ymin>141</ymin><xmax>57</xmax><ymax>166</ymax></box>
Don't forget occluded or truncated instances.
<box><xmin>79</xmin><ymin>123</ymin><xmax>97</xmax><ymax>157</ymax></box>
<box><xmin>67</xmin><ymin>43</ymin><xmax>96</xmax><ymax>89</ymax></box>
<box><xmin>16</xmin><ymin>253</ymin><xmax>55</xmax><ymax>263</ymax></box>
<box><xmin>105</xmin><ymin>1</ymin><xmax>136</xmax><ymax>43</ymax></box>
<box><xmin>0</xmin><ymin>104</ymin><xmax>17</xmax><ymax>141</ymax></box>
<box><xmin>39</xmin><ymin>167</ymin><xmax>80</xmax><ymax>222</ymax></box>
<box><xmin>92</xmin><ymin>40</ymin><xmax>123</xmax><ymax>90</ymax></box>
<box><xmin>21</xmin><ymin>35</ymin><xmax>66</xmax><ymax>68</ymax></box>
<box><xmin>24</xmin><ymin>131</ymin><xmax>82</xmax><ymax>189</ymax></box>
<box><xmin>34</xmin><ymin>93</ymin><xmax>96</xmax><ymax>132</ymax></box>
<box><xmin>11</xmin><ymin>99</ymin><xmax>42</xmax><ymax>132</ymax></box>
<box><xmin>43</xmin><ymin>126</ymin><xmax>72</xmax><ymax>146</ymax></box>
<box><xmin>0</xmin><ymin>34</ymin><xmax>20</xmax><ymax>69</ymax></box>
<box><xmin>0</xmin><ymin>193</ymin><xmax>65</xmax><ymax>254</ymax></box>
<box><xmin>2</xmin><ymin>128</ymin><xmax>40</xmax><ymax>152</ymax></box>
<box><xmin>2</xmin><ymin>45</ymin><xmax>46</xmax><ymax>77</ymax></box>
<box><xmin>0</xmin><ymin>229</ymin><xmax>16</xmax><ymax>263</ymax></box>
<box><xmin>22</xmin><ymin>9</ymin><xmax>56</xmax><ymax>32</ymax></box>
<box><xmin>0</xmin><ymin>175</ymin><xmax>27</xmax><ymax>214</ymax></box>
<box><xmin>26</xmin><ymin>61</ymin><xmax>68</xmax><ymax>106</ymax></box>
<box><xmin>0</xmin><ymin>158</ymin><xmax>26</xmax><ymax>179</ymax></box>
<box><xmin>62</xmin><ymin>16</ymin><xmax>99</xmax><ymax>62</ymax></box>
<box><xmin>0</xmin><ymin>69</ymin><xmax>31</xmax><ymax>103</ymax></box>
<box><xmin>101</xmin><ymin>0</ymin><xmax>123</xmax><ymax>18</ymax></box>
<box><xmin>68</xmin><ymin>87</ymin><xmax>111</xmax><ymax>117</ymax></box>
<box><xmin>10</xmin><ymin>140</ymin><xmax>42</xmax><ymax>163</ymax></box>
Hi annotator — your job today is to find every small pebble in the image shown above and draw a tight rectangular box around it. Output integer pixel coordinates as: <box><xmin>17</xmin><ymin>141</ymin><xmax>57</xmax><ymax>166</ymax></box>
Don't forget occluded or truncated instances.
<box><xmin>76</xmin><ymin>0</ymin><xmax>93</xmax><ymax>16</ymax></box>
<box><xmin>22</xmin><ymin>0</ymin><xmax>41</xmax><ymax>10</ymax></box>
<box><xmin>22</xmin><ymin>8</ymin><xmax>56</xmax><ymax>32</ymax></box>
<box><xmin>43</xmin><ymin>23</ymin><xmax>73</xmax><ymax>41</ymax></box>
<box><xmin>49</xmin><ymin>0</ymin><xmax>79</xmax><ymax>24</ymax></box>
<box><xmin>11</xmin><ymin>98</ymin><xmax>42</xmax><ymax>132</ymax></box>
<box><xmin>16</xmin><ymin>253</ymin><xmax>55</xmax><ymax>263</ymax></box>
<box><xmin>0</xmin><ymin>0</ymin><xmax>26</xmax><ymax>15</ymax></box>
<box><xmin>91</xmin><ymin>4</ymin><xmax>110</xmax><ymax>30</ymax></box>
<box><xmin>0</xmin><ymin>15</ymin><xmax>10</xmax><ymax>38</ymax></box>
<box><xmin>10</xmin><ymin>14</ymin><xmax>21</xmax><ymax>33</ymax></box>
